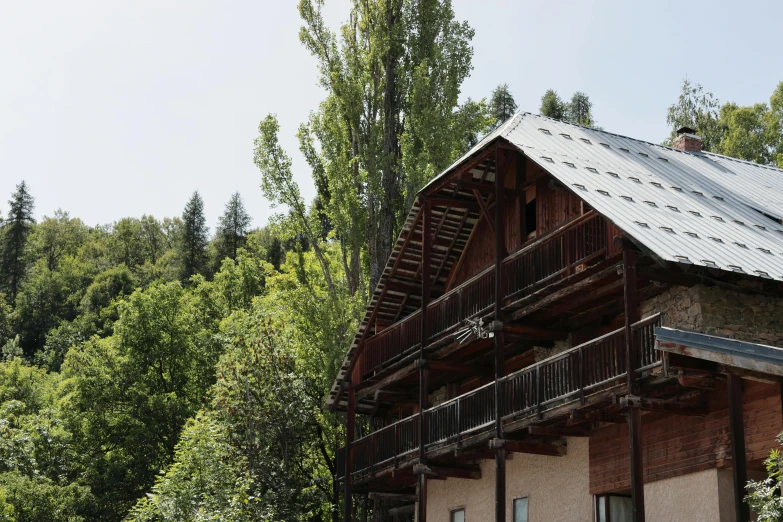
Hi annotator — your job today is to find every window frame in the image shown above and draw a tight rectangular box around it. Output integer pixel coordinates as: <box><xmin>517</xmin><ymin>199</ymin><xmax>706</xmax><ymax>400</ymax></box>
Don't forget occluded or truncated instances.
<box><xmin>450</xmin><ymin>507</ymin><xmax>466</xmax><ymax>522</ymax></box>
<box><xmin>512</xmin><ymin>496</ymin><xmax>529</xmax><ymax>522</ymax></box>
<box><xmin>594</xmin><ymin>493</ymin><xmax>633</xmax><ymax>522</ymax></box>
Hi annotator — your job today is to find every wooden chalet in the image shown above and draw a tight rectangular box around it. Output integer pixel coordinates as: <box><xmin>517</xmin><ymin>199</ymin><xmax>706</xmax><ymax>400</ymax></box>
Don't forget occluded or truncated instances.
<box><xmin>327</xmin><ymin>113</ymin><xmax>783</xmax><ymax>522</ymax></box>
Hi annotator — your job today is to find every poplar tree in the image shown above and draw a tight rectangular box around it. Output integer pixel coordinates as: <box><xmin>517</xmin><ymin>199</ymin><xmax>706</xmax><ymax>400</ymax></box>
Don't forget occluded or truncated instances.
<box><xmin>1</xmin><ymin>181</ymin><xmax>35</xmax><ymax>302</ymax></box>
<box><xmin>179</xmin><ymin>191</ymin><xmax>208</xmax><ymax>281</ymax></box>
<box><xmin>215</xmin><ymin>192</ymin><xmax>251</xmax><ymax>262</ymax></box>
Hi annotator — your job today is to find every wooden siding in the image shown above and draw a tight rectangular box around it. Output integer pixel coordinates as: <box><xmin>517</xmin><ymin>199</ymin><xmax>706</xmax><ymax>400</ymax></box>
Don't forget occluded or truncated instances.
<box><xmin>450</xmin><ymin>172</ymin><xmax>584</xmax><ymax>288</ymax></box>
<box><xmin>589</xmin><ymin>380</ymin><xmax>783</xmax><ymax>494</ymax></box>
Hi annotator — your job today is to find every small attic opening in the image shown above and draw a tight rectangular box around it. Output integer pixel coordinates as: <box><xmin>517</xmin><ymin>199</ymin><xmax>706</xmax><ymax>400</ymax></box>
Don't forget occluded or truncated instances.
<box><xmin>525</xmin><ymin>184</ymin><xmax>537</xmax><ymax>238</ymax></box>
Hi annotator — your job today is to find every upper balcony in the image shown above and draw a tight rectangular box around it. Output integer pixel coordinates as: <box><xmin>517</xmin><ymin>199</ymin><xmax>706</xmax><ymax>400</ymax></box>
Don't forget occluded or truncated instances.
<box><xmin>351</xmin><ymin>210</ymin><xmax>621</xmax><ymax>386</ymax></box>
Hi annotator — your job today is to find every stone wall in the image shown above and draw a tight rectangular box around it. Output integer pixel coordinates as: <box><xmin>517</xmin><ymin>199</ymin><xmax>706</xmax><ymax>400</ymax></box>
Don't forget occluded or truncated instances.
<box><xmin>640</xmin><ymin>284</ymin><xmax>783</xmax><ymax>347</ymax></box>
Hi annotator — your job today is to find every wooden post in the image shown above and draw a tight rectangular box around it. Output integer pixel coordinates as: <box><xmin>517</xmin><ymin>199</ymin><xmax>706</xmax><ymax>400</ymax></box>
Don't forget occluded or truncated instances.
<box><xmin>517</xmin><ymin>153</ymin><xmax>527</xmax><ymax>248</ymax></box>
<box><xmin>417</xmin><ymin>197</ymin><xmax>432</xmax><ymax>522</ymax></box>
<box><xmin>494</xmin><ymin>147</ymin><xmax>507</xmax><ymax>522</ymax></box>
<box><xmin>728</xmin><ymin>373</ymin><xmax>750</xmax><ymax>522</ymax></box>
<box><xmin>345</xmin><ymin>385</ymin><xmax>356</xmax><ymax>522</ymax></box>
<box><xmin>623</xmin><ymin>248</ymin><xmax>645</xmax><ymax>522</ymax></box>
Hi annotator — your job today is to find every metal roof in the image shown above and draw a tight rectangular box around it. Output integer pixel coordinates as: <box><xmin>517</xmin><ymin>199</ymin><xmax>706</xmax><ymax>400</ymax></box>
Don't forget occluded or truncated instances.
<box><xmin>424</xmin><ymin>112</ymin><xmax>783</xmax><ymax>282</ymax></box>
<box><xmin>326</xmin><ymin>112</ymin><xmax>783</xmax><ymax>410</ymax></box>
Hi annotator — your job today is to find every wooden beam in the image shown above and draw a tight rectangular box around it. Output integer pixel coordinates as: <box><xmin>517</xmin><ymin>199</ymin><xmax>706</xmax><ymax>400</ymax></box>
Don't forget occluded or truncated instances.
<box><xmin>428</xmin><ymin>196</ymin><xmax>480</xmax><ymax>210</ymax></box>
<box><xmin>569</xmin><ymin>409</ymin><xmax>626</xmax><ymax>424</ymax></box>
<box><xmin>423</xmin><ymin>144</ymin><xmax>496</xmax><ymax>196</ymax></box>
<box><xmin>493</xmin><ymin>148</ymin><xmax>507</xmax><ymax>522</ymax></box>
<box><xmin>426</xmin><ymin>360</ymin><xmax>479</xmax><ymax>375</ymax></box>
<box><xmin>417</xmin><ymin>199</ymin><xmax>432</xmax><ymax>522</ymax></box>
<box><xmin>430</xmin><ymin>465</ymin><xmax>482</xmax><ymax>480</ymax></box>
<box><xmin>473</xmin><ymin>189</ymin><xmax>495</xmax><ymax>235</ymax></box>
<box><xmin>509</xmin><ymin>263</ymin><xmax>622</xmax><ymax>321</ymax></box>
<box><xmin>368</xmin><ymin>492</ymin><xmax>417</xmax><ymax>503</ymax></box>
<box><xmin>619</xmin><ymin>395</ymin><xmax>707</xmax><ymax>416</ymax></box>
<box><xmin>527</xmin><ymin>425</ymin><xmax>590</xmax><ymax>438</ymax></box>
<box><xmin>496</xmin><ymin>439</ymin><xmax>566</xmax><ymax>457</ymax></box>
<box><xmin>623</xmin><ymin>248</ymin><xmax>645</xmax><ymax>522</ymax></box>
<box><xmin>504</xmin><ymin>323</ymin><xmax>567</xmax><ymax>341</ymax></box>
<box><xmin>728</xmin><ymin>373</ymin><xmax>750</xmax><ymax>522</ymax></box>
<box><xmin>388</xmin><ymin>504</ymin><xmax>415</xmax><ymax>517</ymax></box>
<box><xmin>344</xmin><ymin>386</ymin><xmax>356</xmax><ymax>522</ymax></box>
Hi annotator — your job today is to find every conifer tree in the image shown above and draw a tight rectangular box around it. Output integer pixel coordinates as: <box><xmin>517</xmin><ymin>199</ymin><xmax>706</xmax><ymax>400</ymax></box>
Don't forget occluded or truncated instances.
<box><xmin>179</xmin><ymin>191</ymin><xmax>208</xmax><ymax>281</ymax></box>
<box><xmin>490</xmin><ymin>83</ymin><xmax>518</xmax><ymax>126</ymax></box>
<box><xmin>215</xmin><ymin>192</ymin><xmax>251</xmax><ymax>262</ymax></box>
<box><xmin>1</xmin><ymin>181</ymin><xmax>35</xmax><ymax>302</ymax></box>
<box><xmin>540</xmin><ymin>89</ymin><xmax>567</xmax><ymax>120</ymax></box>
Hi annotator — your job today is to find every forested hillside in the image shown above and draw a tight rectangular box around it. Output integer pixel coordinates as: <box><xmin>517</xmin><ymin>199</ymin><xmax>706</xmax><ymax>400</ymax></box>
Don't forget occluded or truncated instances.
<box><xmin>1</xmin><ymin>1</ymin><xmax>781</xmax><ymax>519</ymax></box>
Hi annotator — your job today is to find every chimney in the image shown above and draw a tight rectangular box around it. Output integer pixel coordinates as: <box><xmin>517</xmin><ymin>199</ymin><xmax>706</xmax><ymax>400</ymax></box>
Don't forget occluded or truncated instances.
<box><xmin>672</xmin><ymin>126</ymin><xmax>702</xmax><ymax>152</ymax></box>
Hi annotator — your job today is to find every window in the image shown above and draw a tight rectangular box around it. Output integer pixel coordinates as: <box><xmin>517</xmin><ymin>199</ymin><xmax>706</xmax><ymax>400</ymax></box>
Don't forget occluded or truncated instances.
<box><xmin>595</xmin><ymin>494</ymin><xmax>632</xmax><ymax>522</ymax></box>
<box><xmin>513</xmin><ymin>497</ymin><xmax>529</xmax><ymax>522</ymax></box>
<box><xmin>451</xmin><ymin>508</ymin><xmax>465</xmax><ymax>522</ymax></box>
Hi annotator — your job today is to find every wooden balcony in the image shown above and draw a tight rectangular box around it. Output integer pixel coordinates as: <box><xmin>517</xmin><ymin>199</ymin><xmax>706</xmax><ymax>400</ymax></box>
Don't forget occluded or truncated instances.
<box><xmin>337</xmin><ymin>314</ymin><xmax>661</xmax><ymax>484</ymax></box>
<box><xmin>352</xmin><ymin>211</ymin><xmax>618</xmax><ymax>385</ymax></box>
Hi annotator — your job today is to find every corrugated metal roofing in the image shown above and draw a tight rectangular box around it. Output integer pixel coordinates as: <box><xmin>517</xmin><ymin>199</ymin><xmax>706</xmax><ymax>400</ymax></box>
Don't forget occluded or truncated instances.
<box><xmin>424</xmin><ymin>112</ymin><xmax>783</xmax><ymax>282</ymax></box>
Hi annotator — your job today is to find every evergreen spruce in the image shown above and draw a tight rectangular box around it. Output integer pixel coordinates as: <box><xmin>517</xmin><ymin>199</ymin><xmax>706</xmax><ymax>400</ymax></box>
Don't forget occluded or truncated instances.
<box><xmin>1</xmin><ymin>181</ymin><xmax>35</xmax><ymax>302</ymax></box>
<box><xmin>179</xmin><ymin>191</ymin><xmax>208</xmax><ymax>281</ymax></box>
<box><xmin>490</xmin><ymin>83</ymin><xmax>518</xmax><ymax>126</ymax></box>
<box><xmin>215</xmin><ymin>192</ymin><xmax>251</xmax><ymax>262</ymax></box>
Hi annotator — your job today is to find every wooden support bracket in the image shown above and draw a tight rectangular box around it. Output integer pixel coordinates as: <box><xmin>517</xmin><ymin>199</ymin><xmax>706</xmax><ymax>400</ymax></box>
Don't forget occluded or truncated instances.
<box><xmin>429</xmin><ymin>464</ymin><xmax>482</xmax><ymax>480</ymax></box>
<box><xmin>619</xmin><ymin>395</ymin><xmax>707</xmax><ymax>416</ymax></box>
<box><xmin>492</xmin><ymin>439</ymin><xmax>566</xmax><ymax>456</ymax></box>
<box><xmin>527</xmin><ymin>425</ymin><xmax>591</xmax><ymax>438</ymax></box>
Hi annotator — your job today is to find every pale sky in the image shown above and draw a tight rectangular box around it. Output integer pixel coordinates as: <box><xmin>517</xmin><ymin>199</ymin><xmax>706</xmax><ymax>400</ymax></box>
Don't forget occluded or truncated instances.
<box><xmin>1</xmin><ymin>0</ymin><xmax>781</xmax><ymax>231</ymax></box>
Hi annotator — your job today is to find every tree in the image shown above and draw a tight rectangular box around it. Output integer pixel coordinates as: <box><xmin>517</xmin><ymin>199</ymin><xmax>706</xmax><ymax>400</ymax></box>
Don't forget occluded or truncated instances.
<box><xmin>178</xmin><ymin>192</ymin><xmax>208</xmax><ymax>281</ymax></box>
<box><xmin>296</xmin><ymin>0</ymin><xmax>488</xmax><ymax>292</ymax></box>
<box><xmin>29</xmin><ymin>210</ymin><xmax>88</xmax><ymax>272</ymax></box>
<box><xmin>540</xmin><ymin>89</ymin><xmax>567</xmax><ymax>120</ymax></box>
<box><xmin>540</xmin><ymin>89</ymin><xmax>596</xmax><ymax>127</ymax></box>
<box><xmin>567</xmin><ymin>92</ymin><xmax>594</xmax><ymax>127</ymax></box>
<box><xmin>215</xmin><ymin>192</ymin><xmax>252</xmax><ymax>262</ymax></box>
<box><xmin>665</xmin><ymin>78</ymin><xmax>723</xmax><ymax>151</ymax></box>
<box><xmin>1</xmin><ymin>181</ymin><xmax>35</xmax><ymax>302</ymax></box>
<box><xmin>490</xmin><ymin>83</ymin><xmax>517</xmax><ymax>126</ymax></box>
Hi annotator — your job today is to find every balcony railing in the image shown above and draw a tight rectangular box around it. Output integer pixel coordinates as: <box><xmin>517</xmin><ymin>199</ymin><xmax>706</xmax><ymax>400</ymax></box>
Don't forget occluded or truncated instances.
<box><xmin>352</xmin><ymin>212</ymin><xmax>613</xmax><ymax>384</ymax></box>
<box><xmin>338</xmin><ymin>314</ymin><xmax>661</xmax><ymax>481</ymax></box>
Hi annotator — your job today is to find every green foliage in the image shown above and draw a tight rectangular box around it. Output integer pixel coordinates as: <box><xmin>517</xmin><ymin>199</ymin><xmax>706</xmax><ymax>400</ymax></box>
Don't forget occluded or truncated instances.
<box><xmin>127</xmin><ymin>412</ymin><xmax>254</xmax><ymax>522</ymax></box>
<box><xmin>0</xmin><ymin>359</ymin><xmax>95</xmax><ymax>521</ymax></box>
<box><xmin>666</xmin><ymin>78</ymin><xmax>783</xmax><ymax>167</ymax></box>
<box><xmin>745</xmin><ymin>433</ymin><xmax>783</xmax><ymax>520</ymax></box>
<box><xmin>665</xmin><ymin>78</ymin><xmax>724</xmax><ymax>150</ymax></box>
<box><xmin>295</xmin><ymin>0</ymin><xmax>488</xmax><ymax>292</ymax></box>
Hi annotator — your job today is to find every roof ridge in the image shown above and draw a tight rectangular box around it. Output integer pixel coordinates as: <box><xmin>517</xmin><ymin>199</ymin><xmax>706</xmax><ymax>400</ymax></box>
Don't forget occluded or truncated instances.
<box><xmin>512</xmin><ymin>111</ymin><xmax>783</xmax><ymax>174</ymax></box>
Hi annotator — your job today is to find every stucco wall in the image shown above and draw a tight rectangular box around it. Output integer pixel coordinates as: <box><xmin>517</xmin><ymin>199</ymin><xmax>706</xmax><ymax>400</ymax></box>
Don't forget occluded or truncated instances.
<box><xmin>641</xmin><ymin>284</ymin><xmax>783</xmax><ymax>347</ymax></box>
<box><xmin>644</xmin><ymin>468</ymin><xmax>732</xmax><ymax>522</ymax></box>
<box><xmin>423</xmin><ymin>442</ymin><xmax>757</xmax><ymax>521</ymax></box>
<box><xmin>424</xmin><ymin>437</ymin><xmax>592</xmax><ymax>522</ymax></box>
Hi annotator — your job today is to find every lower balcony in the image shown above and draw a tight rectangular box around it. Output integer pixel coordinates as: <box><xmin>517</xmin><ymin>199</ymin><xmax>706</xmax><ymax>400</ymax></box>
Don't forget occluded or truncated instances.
<box><xmin>337</xmin><ymin>314</ymin><xmax>663</xmax><ymax>486</ymax></box>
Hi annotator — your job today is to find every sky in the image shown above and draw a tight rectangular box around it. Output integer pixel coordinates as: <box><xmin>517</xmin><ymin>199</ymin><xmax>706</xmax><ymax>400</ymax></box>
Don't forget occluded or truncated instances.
<box><xmin>1</xmin><ymin>0</ymin><xmax>781</xmax><ymax>230</ymax></box>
